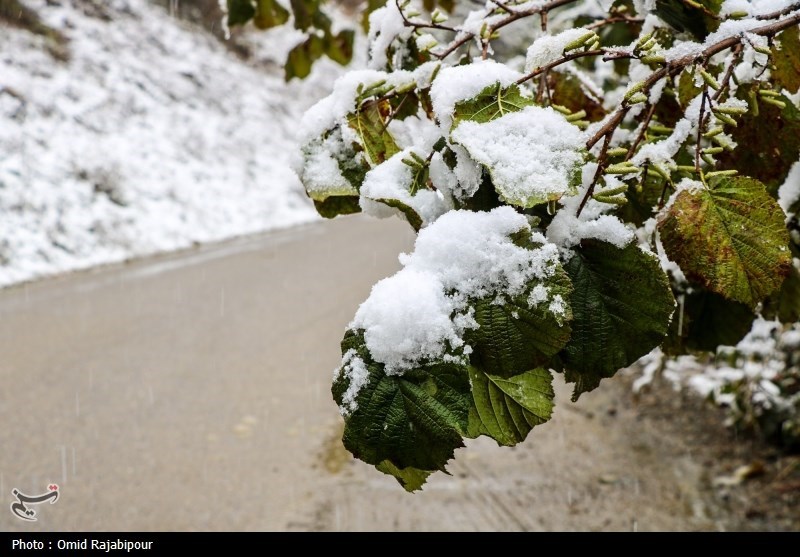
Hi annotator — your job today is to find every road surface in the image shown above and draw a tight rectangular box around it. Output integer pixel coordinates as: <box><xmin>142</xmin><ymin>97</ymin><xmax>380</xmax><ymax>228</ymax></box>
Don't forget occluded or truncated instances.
<box><xmin>1</xmin><ymin>215</ymin><xmax>723</xmax><ymax>531</ymax></box>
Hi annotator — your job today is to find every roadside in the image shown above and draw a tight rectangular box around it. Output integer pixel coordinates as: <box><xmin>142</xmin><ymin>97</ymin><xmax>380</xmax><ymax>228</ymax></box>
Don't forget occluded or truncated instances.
<box><xmin>0</xmin><ymin>215</ymin><xmax>796</xmax><ymax>531</ymax></box>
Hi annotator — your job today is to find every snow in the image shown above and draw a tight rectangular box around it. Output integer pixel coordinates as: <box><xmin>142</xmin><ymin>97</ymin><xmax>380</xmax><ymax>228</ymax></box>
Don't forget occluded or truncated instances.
<box><xmin>778</xmin><ymin>160</ymin><xmax>800</xmax><ymax>215</ymax></box>
<box><xmin>451</xmin><ymin>144</ymin><xmax>483</xmax><ymax>200</ymax></box>
<box><xmin>401</xmin><ymin>206</ymin><xmax>561</xmax><ymax>299</ymax></box>
<box><xmin>359</xmin><ymin>148</ymin><xmax>453</xmax><ymax>227</ymax></box>
<box><xmin>351</xmin><ymin>267</ymin><xmax>465</xmax><ymax>375</ymax></box>
<box><xmin>429</xmin><ymin>59</ymin><xmax>522</xmax><ymax>130</ymax></box>
<box><xmin>347</xmin><ymin>207</ymin><xmax>564</xmax><ymax>375</ymax></box>
<box><xmin>299</xmin><ymin>69</ymin><xmax>391</xmax><ymax>143</ymax></box>
<box><xmin>301</xmin><ymin>129</ymin><xmax>359</xmax><ymax>201</ymax></box>
<box><xmin>367</xmin><ymin>2</ymin><xmax>409</xmax><ymax>70</ymax></box>
<box><xmin>546</xmin><ymin>167</ymin><xmax>635</xmax><ymax>251</ymax></box>
<box><xmin>632</xmin><ymin>94</ymin><xmax>703</xmax><ymax>168</ymax></box>
<box><xmin>525</xmin><ymin>29</ymin><xmax>592</xmax><ymax>72</ymax></box>
<box><xmin>451</xmin><ymin>106</ymin><xmax>585</xmax><ymax>208</ymax></box>
<box><xmin>0</xmin><ymin>0</ymin><xmax>353</xmax><ymax>288</ymax></box>
<box><xmin>720</xmin><ymin>0</ymin><xmax>798</xmax><ymax>16</ymax></box>
<box><xmin>336</xmin><ymin>349</ymin><xmax>371</xmax><ymax>416</ymax></box>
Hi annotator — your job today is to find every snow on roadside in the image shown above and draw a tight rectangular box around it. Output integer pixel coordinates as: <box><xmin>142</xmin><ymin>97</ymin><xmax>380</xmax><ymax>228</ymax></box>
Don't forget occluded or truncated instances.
<box><xmin>0</xmin><ymin>0</ymin><xmax>350</xmax><ymax>287</ymax></box>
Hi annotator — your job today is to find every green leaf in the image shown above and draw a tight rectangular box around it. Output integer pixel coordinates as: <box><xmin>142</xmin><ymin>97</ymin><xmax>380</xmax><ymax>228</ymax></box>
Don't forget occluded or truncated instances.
<box><xmin>347</xmin><ymin>102</ymin><xmax>400</xmax><ymax>166</ymax></box>
<box><xmin>253</xmin><ymin>0</ymin><xmax>289</xmax><ymax>29</ymax></box>
<box><xmin>773</xmin><ymin>26</ymin><xmax>800</xmax><ymax>94</ymax></box>
<box><xmin>468</xmin><ymin>262</ymin><xmax>573</xmax><ymax>377</ymax></box>
<box><xmin>290</xmin><ymin>0</ymin><xmax>328</xmax><ymax>31</ymax></box>
<box><xmin>560</xmin><ymin>240</ymin><xmax>675</xmax><ymax>401</ymax></box>
<box><xmin>375</xmin><ymin>461</ymin><xmax>432</xmax><ymax>492</ymax></box>
<box><xmin>617</xmin><ymin>167</ymin><xmax>669</xmax><ymax>227</ymax></box>
<box><xmin>682</xmin><ymin>291</ymin><xmax>755</xmax><ymax>352</ymax></box>
<box><xmin>677</xmin><ymin>68</ymin><xmax>702</xmax><ymax>109</ymax></box>
<box><xmin>390</xmin><ymin>91</ymin><xmax>421</xmax><ymax>121</ymax></box>
<box><xmin>763</xmin><ymin>264</ymin><xmax>800</xmax><ymax>324</ymax></box>
<box><xmin>324</xmin><ymin>30</ymin><xmax>355</xmax><ymax>66</ymax></box>
<box><xmin>333</xmin><ymin>330</ymin><xmax>470</xmax><ymax>473</ymax></box>
<box><xmin>452</xmin><ymin>83</ymin><xmax>535</xmax><ymax>126</ymax></box>
<box><xmin>717</xmin><ymin>91</ymin><xmax>800</xmax><ymax>194</ymax></box>
<box><xmin>313</xmin><ymin>196</ymin><xmax>362</xmax><ymax>219</ymax></box>
<box><xmin>658</xmin><ymin>176</ymin><xmax>792</xmax><ymax>307</ymax></box>
<box><xmin>549</xmin><ymin>70</ymin><xmax>606</xmax><ymax>122</ymax></box>
<box><xmin>373</xmin><ymin>197</ymin><xmax>423</xmax><ymax>231</ymax></box>
<box><xmin>226</xmin><ymin>0</ymin><xmax>255</xmax><ymax>26</ymax></box>
<box><xmin>284</xmin><ymin>34</ymin><xmax>325</xmax><ymax>80</ymax></box>
<box><xmin>654</xmin><ymin>0</ymin><xmax>721</xmax><ymax>40</ymax></box>
<box><xmin>468</xmin><ymin>367</ymin><xmax>554</xmax><ymax>447</ymax></box>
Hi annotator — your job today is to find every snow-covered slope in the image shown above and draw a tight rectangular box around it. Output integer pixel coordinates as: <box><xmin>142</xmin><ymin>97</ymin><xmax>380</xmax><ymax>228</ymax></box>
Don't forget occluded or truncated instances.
<box><xmin>0</xmin><ymin>0</ymin><xmax>345</xmax><ymax>287</ymax></box>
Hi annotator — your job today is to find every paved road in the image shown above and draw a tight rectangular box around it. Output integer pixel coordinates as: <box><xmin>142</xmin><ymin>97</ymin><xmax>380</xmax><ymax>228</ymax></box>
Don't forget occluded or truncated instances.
<box><xmin>0</xmin><ymin>216</ymin><xmax>715</xmax><ymax>531</ymax></box>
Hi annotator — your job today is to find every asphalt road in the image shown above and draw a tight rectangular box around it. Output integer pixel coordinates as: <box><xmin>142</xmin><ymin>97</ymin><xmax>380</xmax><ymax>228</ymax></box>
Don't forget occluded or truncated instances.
<box><xmin>0</xmin><ymin>215</ymin><xmax>716</xmax><ymax>531</ymax></box>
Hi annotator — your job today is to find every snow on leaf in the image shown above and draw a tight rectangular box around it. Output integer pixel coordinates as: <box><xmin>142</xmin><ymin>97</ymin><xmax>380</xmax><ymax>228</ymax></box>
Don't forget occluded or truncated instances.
<box><xmin>658</xmin><ymin>176</ymin><xmax>792</xmax><ymax>307</ymax></box>
<box><xmin>359</xmin><ymin>149</ymin><xmax>451</xmax><ymax>229</ymax></box>
<box><xmin>467</xmin><ymin>263</ymin><xmax>573</xmax><ymax>378</ymax></box>
<box><xmin>347</xmin><ymin>101</ymin><xmax>400</xmax><ymax>166</ymax></box>
<box><xmin>332</xmin><ymin>330</ymin><xmax>471</xmax><ymax>474</ymax></box>
<box><xmin>451</xmin><ymin>83</ymin><xmax>534</xmax><ymax>126</ymax></box>
<box><xmin>560</xmin><ymin>240</ymin><xmax>675</xmax><ymax>401</ymax></box>
<box><xmin>451</xmin><ymin>106</ymin><xmax>585</xmax><ymax>208</ymax></box>
<box><xmin>467</xmin><ymin>367</ymin><xmax>555</xmax><ymax>447</ymax></box>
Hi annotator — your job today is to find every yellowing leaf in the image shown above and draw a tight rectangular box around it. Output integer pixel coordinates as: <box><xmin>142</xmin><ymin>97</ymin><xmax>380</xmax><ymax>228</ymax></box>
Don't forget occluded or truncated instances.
<box><xmin>658</xmin><ymin>176</ymin><xmax>792</xmax><ymax>307</ymax></box>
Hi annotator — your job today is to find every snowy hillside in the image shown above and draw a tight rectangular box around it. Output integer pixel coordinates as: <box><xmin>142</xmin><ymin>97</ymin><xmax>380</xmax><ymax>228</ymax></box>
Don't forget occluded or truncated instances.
<box><xmin>0</xmin><ymin>0</ymin><xmax>349</xmax><ymax>287</ymax></box>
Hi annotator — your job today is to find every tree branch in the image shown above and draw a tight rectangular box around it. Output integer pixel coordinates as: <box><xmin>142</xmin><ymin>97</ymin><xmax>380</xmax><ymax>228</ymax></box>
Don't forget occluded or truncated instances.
<box><xmin>433</xmin><ymin>0</ymin><xmax>581</xmax><ymax>60</ymax></box>
<box><xmin>586</xmin><ymin>11</ymin><xmax>800</xmax><ymax>151</ymax></box>
<box><xmin>516</xmin><ymin>49</ymin><xmax>605</xmax><ymax>84</ymax></box>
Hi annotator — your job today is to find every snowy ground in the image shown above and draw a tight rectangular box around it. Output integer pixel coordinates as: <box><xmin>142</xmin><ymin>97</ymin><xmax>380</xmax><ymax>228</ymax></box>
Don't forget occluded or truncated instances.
<box><xmin>0</xmin><ymin>0</ymin><xmax>352</xmax><ymax>287</ymax></box>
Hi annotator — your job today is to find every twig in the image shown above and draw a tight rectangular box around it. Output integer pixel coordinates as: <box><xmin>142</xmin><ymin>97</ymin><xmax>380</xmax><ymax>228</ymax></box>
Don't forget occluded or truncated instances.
<box><xmin>576</xmin><ymin>133</ymin><xmax>611</xmax><ymax>216</ymax></box>
<box><xmin>757</xmin><ymin>1</ymin><xmax>800</xmax><ymax>20</ymax></box>
<box><xmin>577</xmin><ymin>13</ymin><xmax>800</xmax><ymax>216</ymax></box>
<box><xmin>516</xmin><ymin>49</ymin><xmax>605</xmax><ymax>84</ymax></box>
<box><xmin>695</xmin><ymin>88</ymin><xmax>709</xmax><ymax>173</ymax></box>
<box><xmin>625</xmin><ymin>102</ymin><xmax>657</xmax><ymax>161</ymax></box>
<box><xmin>586</xmin><ymin>15</ymin><xmax>644</xmax><ymax>30</ymax></box>
<box><xmin>395</xmin><ymin>0</ymin><xmax>458</xmax><ymax>33</ymax></box>
<box><xmin>586</xmin><ymin>11</ymin><xmax>800</xmax><ymax>151</ymax></box>
<box><xmin>711</xmin><ymin>44</ymin><xmax>744</xmax><ymax>102</ymax></box>
<box><xmin>433</xmin><ymin>0</ymin><xmax>581</xmax><ymax>60</ymax></box>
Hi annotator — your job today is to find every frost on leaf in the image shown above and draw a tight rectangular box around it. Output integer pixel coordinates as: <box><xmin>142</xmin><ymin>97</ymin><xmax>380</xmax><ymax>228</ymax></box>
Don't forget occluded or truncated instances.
<box><xmin>560</xmin><ymin>240</ymin><xmax>675</xmax><ymax>401</ymax></box>
<box><xmin>451</xmin><ymin>105</ymin><xmax>585</xmax><ymax>208</ymax></box>
<box><xmin>658</xmin><ymin>176</ymin><xmax>792</xmax><ymax>308</ymax></box>
<box><xmin>467</xmin><ymin>367</ymin><xmax>555</xmax><ymax>447</ymax></box>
